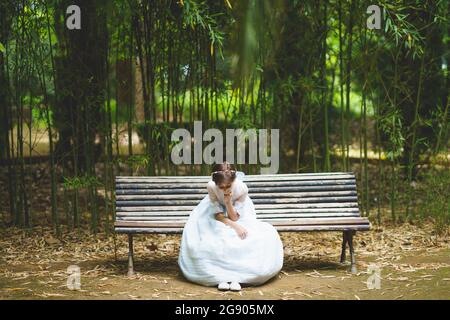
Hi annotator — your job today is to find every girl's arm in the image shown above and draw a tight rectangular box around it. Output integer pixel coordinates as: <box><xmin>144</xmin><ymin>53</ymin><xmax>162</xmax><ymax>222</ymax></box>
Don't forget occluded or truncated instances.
<box><xmin>223</xmin><ymin>181</ymin><xmax>248</xmax><ymax>221</ymax></box>
<box><xmin>207</xmin><ymin>181</ymin><xmax>224</xmax><ymax>214</ymax></box>
<box><xmin>214</xmin><ymin>213</ymin><xmax>248</xmax><ymax>239</ymax></box>
<box><xmin>208</xmin><ymin>180</ymin><xmax>248</xmax><ymax>239</ymax></box>
<box><xmin>207</xmin><ymin>180</ymin><xmax>240</xmax><ymax>221</ymax></box>
<box><xmin>223</xmin><ymin>195</ymin><xmax>240</xmax><ymax>221</ymax></box>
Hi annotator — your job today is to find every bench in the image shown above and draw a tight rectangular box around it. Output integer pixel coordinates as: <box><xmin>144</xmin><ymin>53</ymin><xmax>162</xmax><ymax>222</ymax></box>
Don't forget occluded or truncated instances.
<box><xmin>114</xmin><ymin>172</ymin><xmax>371</xmax><ymax>276</ymax></box>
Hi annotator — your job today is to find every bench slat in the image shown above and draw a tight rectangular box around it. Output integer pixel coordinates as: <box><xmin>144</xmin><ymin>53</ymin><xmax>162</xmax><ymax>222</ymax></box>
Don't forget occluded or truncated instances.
<box><xmin>117</xmin><ymin>195</ymin><xmax>359</xmax><ymax>206</ymax></box>
<box><xmin>116</xmin><ymin>186</ymin><xmax>357</xmax><ymax>199</ymax></box>
<box><xmin>116</xmin><ymin>191</ymin><xmax>356</xmax><ymax>201</ymax></box>
<box><xmin>116</xmin><ymin>179</ymin><xmax>356</xmax><ymax>191</ymax></box>
<box><xmin>115</xmin><ymin>224</ymin><xmax>370</xmax><ymax>234</ymax></box>
<box><xmin>115</xmin><ymin>217</ymin><xmax>369</xmax><ymax>228</ymax></box>
<box><xmin>115</xmin><ymin>197</ymin><xmax>358</xmax><ymax>212</ymax></box>
<box><xmin>116</xmin><ymin>212</ymin><xmax>361</xmax><ymax>221</ymax></box>
<box><xmin>117</xmin><ymin>172</ymin><xmax>353</xmax><ymax>178</ymax></box>
<box><xmin>116</xmin><ymin>202</ymin><xmax>358</xmax><ymax>212</ymax></box>
<box><xmin>117</xmin><ymin>214</ymin><xmax>360</xmax><ymax>221</ymax></box>
<box><xmin>116</xmin><ymin>172</ymin><xmax>353</xmax><ymax>179</ymax></box>
<box><xmin>272</xmin><ymin>224</ymin><xmax>370</xmax><ymax>231</ymax></box>
<box><xmin>116</xmin><ymin>173</ymin><xmax>355</xmax><ymax>183</ymax></box>
<box><xmin>117</xmin><ymin>206</ymin><xmax>359</xmax><ymax>215</ymax></box>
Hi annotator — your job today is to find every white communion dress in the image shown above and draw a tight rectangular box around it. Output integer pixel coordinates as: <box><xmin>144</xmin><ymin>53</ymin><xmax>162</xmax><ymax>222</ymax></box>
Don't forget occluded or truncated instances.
<box><xmin>178</xmin><ymin>174</ymin><xmax>284</xmax><ymax>286</ymax></box>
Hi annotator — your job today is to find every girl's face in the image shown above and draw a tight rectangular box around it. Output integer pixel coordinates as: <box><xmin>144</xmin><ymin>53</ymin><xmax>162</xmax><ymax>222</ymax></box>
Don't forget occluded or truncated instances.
<box><xmin>218</xmin><ymin>182</ymin><xmax>232</xmax><ymax>191</ymax></box>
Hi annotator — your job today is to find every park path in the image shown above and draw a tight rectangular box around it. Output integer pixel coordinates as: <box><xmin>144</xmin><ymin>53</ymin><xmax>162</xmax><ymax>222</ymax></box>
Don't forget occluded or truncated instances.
<box><xmin>1</xmin><ymin>223</ymin><xmax>449</xmax><ymax>300</ymax></box>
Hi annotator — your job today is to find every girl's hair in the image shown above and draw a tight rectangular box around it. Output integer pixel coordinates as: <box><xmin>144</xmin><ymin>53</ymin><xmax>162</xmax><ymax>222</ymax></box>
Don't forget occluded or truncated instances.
<box><xmin>211</xmin><ymin>162</ymin><xmax>236</xmax><ymax>185</ymax></box>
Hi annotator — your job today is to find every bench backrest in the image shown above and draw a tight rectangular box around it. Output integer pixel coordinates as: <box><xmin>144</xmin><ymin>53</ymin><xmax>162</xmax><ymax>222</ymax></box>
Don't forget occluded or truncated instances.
<box><xmin>115</xmin><ymin>172</ymin><xmax>363</xmax><ymax>232</ymax></box>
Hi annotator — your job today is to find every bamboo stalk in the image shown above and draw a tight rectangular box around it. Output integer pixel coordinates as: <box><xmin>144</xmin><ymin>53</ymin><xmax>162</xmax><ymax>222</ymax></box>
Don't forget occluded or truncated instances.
<box><xmin>43</xmin><ymin>1</ymin><xmax>59</xmax><ymax>236</ymax></box>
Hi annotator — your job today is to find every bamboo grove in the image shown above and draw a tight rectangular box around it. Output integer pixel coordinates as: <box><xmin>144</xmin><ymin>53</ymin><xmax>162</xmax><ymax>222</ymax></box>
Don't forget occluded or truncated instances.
<box><xmin>0</xmin><ymin>0</ymin><xmax>448</xmax><ymax>235</ymax></box>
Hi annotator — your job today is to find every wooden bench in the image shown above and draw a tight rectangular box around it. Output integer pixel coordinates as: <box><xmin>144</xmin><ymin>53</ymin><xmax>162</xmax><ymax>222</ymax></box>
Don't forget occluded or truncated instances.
<box><xmin>114</xmin><ymin>172</ymin><xmax>370</xmax><ymax>276</ymax></box>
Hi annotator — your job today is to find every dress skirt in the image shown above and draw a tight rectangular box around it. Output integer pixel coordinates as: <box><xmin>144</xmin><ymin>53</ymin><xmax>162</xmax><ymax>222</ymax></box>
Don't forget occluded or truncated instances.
<box><xmin>178</xmin><ymin>194</ymin><xmax>284</xmax><ymax>286</ymax></box>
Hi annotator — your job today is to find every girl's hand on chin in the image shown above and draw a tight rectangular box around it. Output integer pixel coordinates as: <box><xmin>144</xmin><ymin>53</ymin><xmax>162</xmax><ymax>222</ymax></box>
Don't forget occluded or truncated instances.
<box><xmin>223</xmin><ymin>189</ymin><xmax>232</xmax><ymax>203</ymax></box>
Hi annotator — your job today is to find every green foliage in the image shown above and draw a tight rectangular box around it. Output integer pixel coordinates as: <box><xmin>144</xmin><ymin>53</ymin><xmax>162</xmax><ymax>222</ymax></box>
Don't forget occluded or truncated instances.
<box><xmin>104</xmin><ymin>99</ymin><xmax>130</xmax><ymax>124</ymax></box>
<box><xmin>63</xmin><ymin>175</ymin><xmax>103</xmax><ymax>190</ymax></box>
<box><xmin>416</xmin><ymin>169</ymin><xmax>450</xmax><ymax>235</ymax></box>
<box><xmin>230</xmin><ymin>111</ymin><xmax>257</xmax><ymax>130</ymax></box>
<box><xmin>121</xmin><ymin>155</ymin><xmax>151</xmax><ymax>173</ymax></box>
<box><xmin>1</xmin><ymin>0</ymin><xmax>448</xmax><ymax>233</ymax></box>
<box><xmin>383</xmin><ymin>2</ymin><xmax>426</xmax><ymax>59</ymax></box>
<box><xmin>182</xmin><ymin>0</ymin><xmax>226</xmax><ymax>56</ymax></box>
<box><xmin>379</xmin><ymin>107</ymin><xmax>405</xmax><ymax>160</ymax></box>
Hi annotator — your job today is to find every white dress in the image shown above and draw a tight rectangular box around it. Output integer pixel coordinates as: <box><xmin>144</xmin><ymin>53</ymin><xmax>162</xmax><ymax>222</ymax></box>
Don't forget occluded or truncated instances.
<box><xmin>178</xmin><ymin>176</ymin><xmax>284</xmax><ymax>286</ymax></box>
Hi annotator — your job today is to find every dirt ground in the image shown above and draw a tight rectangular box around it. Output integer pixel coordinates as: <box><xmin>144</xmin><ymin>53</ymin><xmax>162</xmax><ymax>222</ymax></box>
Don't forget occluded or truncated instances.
<box><xmin>0</xmin><ymin>222</ymin><xmax>449</xmax><ymax>300</ymax></box>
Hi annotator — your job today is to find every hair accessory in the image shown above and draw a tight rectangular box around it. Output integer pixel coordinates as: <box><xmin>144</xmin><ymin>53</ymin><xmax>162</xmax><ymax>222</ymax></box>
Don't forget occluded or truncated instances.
<box><xmin>211</xmin><ymin>170</ymin><xmax>236</xmax><ymax>178</ymax></box>
<box><xmin>211</xmin><ymin>170</ymin><xmax>236</xmax><ymax>175</ymax></box>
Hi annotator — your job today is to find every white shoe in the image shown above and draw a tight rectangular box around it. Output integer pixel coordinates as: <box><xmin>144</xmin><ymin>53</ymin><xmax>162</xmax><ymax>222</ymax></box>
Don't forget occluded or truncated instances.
<box><xmin>218</xmin><ymin>282</ymin><xmax>230</xmax><ymax>291</ymax></box>
<box><xmin>229</xmin><ymin>282</ymin><xmax>241</xmax><ymax>291</ymax></box>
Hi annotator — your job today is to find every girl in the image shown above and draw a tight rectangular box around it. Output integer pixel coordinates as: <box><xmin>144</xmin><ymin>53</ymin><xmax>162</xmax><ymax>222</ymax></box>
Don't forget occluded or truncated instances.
<box><xmin>178</xmin><ymin>162</ymin><xmax>284</xmax><ymax>291</ymax></box>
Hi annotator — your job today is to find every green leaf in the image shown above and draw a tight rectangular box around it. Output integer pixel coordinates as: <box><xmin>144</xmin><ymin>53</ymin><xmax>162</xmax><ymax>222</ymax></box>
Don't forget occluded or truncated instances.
<box><xmin>0</xmin><ymin>42</ymin><xmax>5</xmax><ymax>53</ymax></box>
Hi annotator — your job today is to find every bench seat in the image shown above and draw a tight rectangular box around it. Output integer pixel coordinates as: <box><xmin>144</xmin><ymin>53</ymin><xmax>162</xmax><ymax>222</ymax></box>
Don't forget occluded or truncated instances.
<box><xmin>114</xmin><ymin>172</ymin><xmax>371</xmax><ymax>275</ymax></box>
<box><xmin>115</xmin><ymin>217</ymin><xmax>370</xmax><ymax>233</ymax></box>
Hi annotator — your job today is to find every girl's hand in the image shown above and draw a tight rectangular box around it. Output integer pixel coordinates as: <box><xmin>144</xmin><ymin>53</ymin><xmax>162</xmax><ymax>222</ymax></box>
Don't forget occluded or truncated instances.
<box><xmin>223</xmin><ymin>188</ymin><xmax>232</xmax><ymax>204</ymax></box>
<box><xmin>233</xmin><ymin>224</ymin><xmax>248</xmax><ymax>240</ymax></box>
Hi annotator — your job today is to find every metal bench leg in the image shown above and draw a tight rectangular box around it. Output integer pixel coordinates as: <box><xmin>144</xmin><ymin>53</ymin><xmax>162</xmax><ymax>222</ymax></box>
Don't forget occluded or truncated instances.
<box><xmin>127</xmin><ymin>234</ymin><xmax>134</xmax><ymax>277</ymax></box>
<box><xmin>348</xmin><ymin>231</ymin><xmax>357</xmax><ymax>274</ymax></box>
<box><xmin>340</xmin><ymin>231</ymin><xmax>348</xmax><ymax>263</ymax></box>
